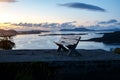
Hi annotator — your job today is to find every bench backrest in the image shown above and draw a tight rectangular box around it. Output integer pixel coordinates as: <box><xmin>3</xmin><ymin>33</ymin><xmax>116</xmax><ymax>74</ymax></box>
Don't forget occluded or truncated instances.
<box><xmin>58</xmin><ymin>35</ymin><xmax>81</xmax><ymax>47</ymax></box>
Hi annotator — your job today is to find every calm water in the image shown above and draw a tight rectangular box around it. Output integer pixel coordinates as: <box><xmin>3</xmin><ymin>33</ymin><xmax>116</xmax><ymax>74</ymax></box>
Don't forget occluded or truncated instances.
<box><xmin>13</xmin><ymin>31</ymin><xmax>120</xmax><ymax>51</ymax></box>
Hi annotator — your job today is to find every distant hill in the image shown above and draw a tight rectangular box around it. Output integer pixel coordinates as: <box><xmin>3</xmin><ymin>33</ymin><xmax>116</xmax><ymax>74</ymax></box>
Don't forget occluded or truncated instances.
<box><xmin>60</xmin><ymin>27</ymin><xmax>93</xmax><ymax>31</ymax></box>
<box><xmin>96</xmin><ymin>28</ymin><xmax>120</xmax><ymax>31</ymax></box>
<box><xmin>18</xmin><ymin>30</ymin><xmax>49</xmax><ymax>35</ymax></box>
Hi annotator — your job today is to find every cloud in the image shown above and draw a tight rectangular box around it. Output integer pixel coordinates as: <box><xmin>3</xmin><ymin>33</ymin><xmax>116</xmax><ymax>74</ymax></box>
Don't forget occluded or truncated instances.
<box><xmin>13</xmin><ymin>19</ymin><xmax>120</xmax><ymax>31</ymax></box>
<box><xmin>98</xmin><ymin>19</ymin><xmax>118</xmax><ymax>24</ymax></box>
<box><xmin>0</xmin><ymin>0</ymin><xmax>17</xmax><ymax>2</ymax></box>
<box><xmin>87</xmin><ymin>19</ymin><xmax>120</xmax><ymax>30</ymax></box>
<box><xmin>60</xmin><ymin>21</ymin><xmax>76</xmax><ymax>29</ymax></box>
<box><xmin>115</xmin><ymin>22</ymin><xmax>120</xmax><ymax>25</ymax></box>
<box><xmin>59</xmin><ymin>2</ymin><xmax>106</xmax><ymax>12</ymax></box>
<box><xmin>13</xmin><ymin>21</ymin><xmax>77</xmax><ymax>30</ymax></box>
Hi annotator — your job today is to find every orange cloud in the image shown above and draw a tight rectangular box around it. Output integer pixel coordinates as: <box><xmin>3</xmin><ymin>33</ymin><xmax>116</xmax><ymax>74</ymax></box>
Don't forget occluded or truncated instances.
<box><xmin>0</xmin><ymin>0</ymin><xmax>17</xmax><ymax>2</ymax></box>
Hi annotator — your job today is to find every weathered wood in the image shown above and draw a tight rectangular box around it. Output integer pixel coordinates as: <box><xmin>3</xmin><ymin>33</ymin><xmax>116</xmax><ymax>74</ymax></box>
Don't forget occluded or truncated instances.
<box><xmin>54</xmin><ymin>35</ymin><xmax>81</xmax><ymax>55</ymax></box>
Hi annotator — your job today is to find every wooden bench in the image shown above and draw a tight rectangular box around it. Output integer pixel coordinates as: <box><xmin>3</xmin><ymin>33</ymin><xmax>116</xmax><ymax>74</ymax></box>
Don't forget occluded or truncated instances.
<box><xmin>54</xmin><ymin>35</ymin><xmax>81</xmax><ymax>55</ymax></box>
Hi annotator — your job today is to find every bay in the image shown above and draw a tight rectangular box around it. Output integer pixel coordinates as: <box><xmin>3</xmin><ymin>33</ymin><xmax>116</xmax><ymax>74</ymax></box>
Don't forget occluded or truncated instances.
<box><xmin>13</xmin><ymin>31</ymin><xmax>120</xmax><ymax>51</ymax></box>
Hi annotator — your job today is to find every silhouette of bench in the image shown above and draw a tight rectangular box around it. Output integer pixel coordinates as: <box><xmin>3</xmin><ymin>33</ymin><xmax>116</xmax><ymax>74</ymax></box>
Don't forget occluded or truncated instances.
<box><xmin>54</xmin><ymin>35</ymin><xmax>81</xmax><ymax>55</ymax></box>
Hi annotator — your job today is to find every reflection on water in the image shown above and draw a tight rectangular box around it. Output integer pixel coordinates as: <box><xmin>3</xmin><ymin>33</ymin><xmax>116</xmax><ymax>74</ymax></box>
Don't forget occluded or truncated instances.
<box><xmin>13</xmin><ymin>31</ymin><xmax>120</xmax><ymax>51</ymax></box>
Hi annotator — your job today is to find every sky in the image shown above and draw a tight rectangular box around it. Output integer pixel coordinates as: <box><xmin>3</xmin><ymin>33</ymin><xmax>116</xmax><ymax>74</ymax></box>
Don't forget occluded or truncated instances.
<box><xmin>0</xmin><ymin>0</ymin><xmax>120</xmax><ymax>30</ymax></box>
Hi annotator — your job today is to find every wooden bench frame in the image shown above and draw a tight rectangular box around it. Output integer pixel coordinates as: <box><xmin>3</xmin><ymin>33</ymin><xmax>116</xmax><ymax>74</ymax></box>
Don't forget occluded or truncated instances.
<box><xmin>54</xmin><ymin>36</ymin><xmax>81</xmax><ymax>55</ymax></box>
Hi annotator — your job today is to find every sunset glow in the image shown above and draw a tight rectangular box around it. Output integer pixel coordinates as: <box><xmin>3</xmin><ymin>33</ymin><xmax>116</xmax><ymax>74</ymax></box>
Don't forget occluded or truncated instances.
<box><xmin>0</xmin><ymin>0</ymin><xmax>120</xmax><ymax>30</ymax></box>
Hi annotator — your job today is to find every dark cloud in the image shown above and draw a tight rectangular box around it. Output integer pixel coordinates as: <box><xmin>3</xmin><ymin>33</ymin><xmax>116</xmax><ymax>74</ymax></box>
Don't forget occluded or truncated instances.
<box><xmin>98</xmin><ymin>19</ymin><xmax>118</xmax><ymax>24</ymax></box>
<box><xmin>116</xmin><ymin>22</ymin><xmax>120</xmax><ymax>25</ymax></box>
<box><xmin>13</xmin><ymin>21</ymin><xmax>77</xmax><ymax>30</ymax></box>
<box><xmin>38</xmin><ymin>21</ymin><xmax>76</xmax><ymax>29</ymax></box>
<box><xmin>59</xmin><ymin>2</ymin><xmax>106</xmax><ymax>12</ymax></box>
<box><xmin>13</xmin><ymin>20</ymin><xmax>120</xmax><ymax>31</ymax></box>
<box><xmin>88</xmin><ymin>19</ymin><xmax>120</xmax><ymax>30</ymax></box>
<box><xmin>0</xmin><ymin>0</ymin><xmax>17</xmax><ymax>2</ymax></box>
<box><xmin>60</xmin><ymin>21</ymin><xmax>76</xmax><ymax>29</ymax></box>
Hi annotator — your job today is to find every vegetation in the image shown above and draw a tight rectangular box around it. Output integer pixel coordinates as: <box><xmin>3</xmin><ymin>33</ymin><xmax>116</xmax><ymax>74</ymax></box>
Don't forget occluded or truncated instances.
<box><xmin>114</xmin><ymin>48</ymin><xmax>120</xmax><ymax>54</ymax></box>
<box><xmin>0</xmin><ymin>62</ymin><xmax>54</xmax><ymax>80</ymax></box>
<box><xmin>0</xmin><ymin>39</ymin><xmax>15</xmax><ymax>50</ymax></box>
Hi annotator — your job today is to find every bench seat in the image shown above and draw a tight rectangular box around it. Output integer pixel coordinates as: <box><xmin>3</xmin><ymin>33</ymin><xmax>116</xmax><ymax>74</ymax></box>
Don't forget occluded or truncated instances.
<box><xmin>54</xmin><ymin>35</ymin><xmax>81</xmax><ymax>55</ymax></box>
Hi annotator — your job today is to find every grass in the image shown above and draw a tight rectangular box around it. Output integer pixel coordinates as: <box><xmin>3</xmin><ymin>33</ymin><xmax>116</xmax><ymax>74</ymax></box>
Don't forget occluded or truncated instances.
<box><xmin>0</xmin><ymin>62</ymin><xmax>54</xmax><ymax>80</ymax></box>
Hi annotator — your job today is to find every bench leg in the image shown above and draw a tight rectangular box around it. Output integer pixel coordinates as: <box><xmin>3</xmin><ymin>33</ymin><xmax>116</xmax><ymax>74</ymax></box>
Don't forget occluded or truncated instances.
<box><xmin>57</xmin><ymin>45</ymin><xmax>68</xmax><ymax>52</ymax></box>
<box><xmin>68</xmin><ymin>49</ymin><xmax>82</xmax><ymax>56</ymax></box>
<box><xmin>57</xmin><ymin>46</ymin><xmax>62</xmax><ymax>52</ymax></box>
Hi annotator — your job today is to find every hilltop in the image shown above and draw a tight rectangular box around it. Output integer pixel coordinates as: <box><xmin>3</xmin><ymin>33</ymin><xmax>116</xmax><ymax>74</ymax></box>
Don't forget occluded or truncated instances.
<box><xmin>60</xmin><ymin>27</ymin><xmax>93</xmax><ymax>31</ymax></box>
<box><xmin>17</xmin><ymin>30</ymin><xmax>49</xmax><ymax>35</ymax></box>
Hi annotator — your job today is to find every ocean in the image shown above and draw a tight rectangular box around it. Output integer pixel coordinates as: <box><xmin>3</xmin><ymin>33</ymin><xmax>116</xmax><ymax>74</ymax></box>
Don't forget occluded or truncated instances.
<box><xmin>13</xmin><ymin>31</ymin><xmax>120</xmax><ymax>51</ymax></box>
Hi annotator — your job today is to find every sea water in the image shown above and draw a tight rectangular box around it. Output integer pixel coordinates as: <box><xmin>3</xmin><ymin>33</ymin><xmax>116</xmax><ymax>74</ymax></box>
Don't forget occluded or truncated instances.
<box><xmin>13</xmin><ymin>31</ymin><xmax>120</xmax><ymax>51</ymax></box>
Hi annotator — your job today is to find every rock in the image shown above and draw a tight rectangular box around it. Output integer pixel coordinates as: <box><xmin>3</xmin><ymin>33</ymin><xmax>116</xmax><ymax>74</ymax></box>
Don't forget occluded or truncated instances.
<box><xmin>83</xmin><ymin>31</ymin><xmax>120</xmax><ymax>44</ymax></box>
